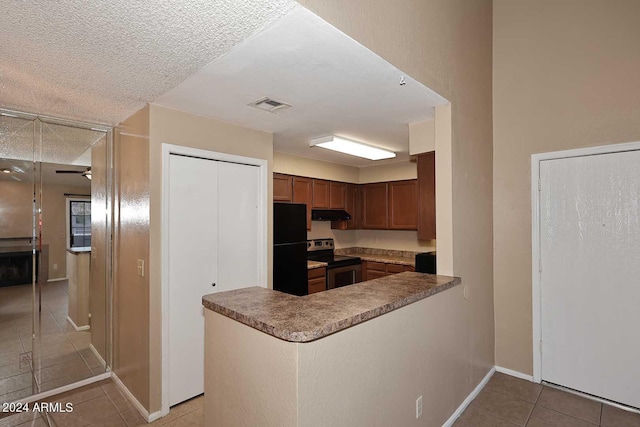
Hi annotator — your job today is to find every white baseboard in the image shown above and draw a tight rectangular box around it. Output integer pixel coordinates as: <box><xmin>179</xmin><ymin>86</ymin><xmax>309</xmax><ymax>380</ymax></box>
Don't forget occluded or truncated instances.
<box><xmin>47</xmin><ymin>277</ymin><xmax>68</xmax><ymax>283</ymax></box>
<box><xmin>442</xmin><ymin>366</ymin><xmax>496</xmax><ymax>427</ymax></box>
<box><xmin>67</xmin><ymin>316</ymin><xmax>90</xmax><ymax>331</ymax></box>
<box><xmin>88</xmin><ymin>343</ymin><xmax>107</xmax><ymax>369</ymax></box>
<box><xmin>495</xmin><ymin>366</ymin><xmax>535</xmax><ymax>382</ymax></box>
<box><xmin>14</xmin><ymin>372</ymin><xmax>111</xmax><ymax>405</ymax></box>
<box><xmin>111</xmin><ymin>371</ymin><xmax>163</xmax><ymax>422</ymax></box>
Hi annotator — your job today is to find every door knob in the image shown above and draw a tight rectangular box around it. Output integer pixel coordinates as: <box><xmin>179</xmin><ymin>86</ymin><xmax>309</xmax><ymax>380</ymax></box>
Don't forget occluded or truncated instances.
<box><xmin>211</xmin><ymin>283</ymin><xmax>216</xmax><ymax>287</ymax></box>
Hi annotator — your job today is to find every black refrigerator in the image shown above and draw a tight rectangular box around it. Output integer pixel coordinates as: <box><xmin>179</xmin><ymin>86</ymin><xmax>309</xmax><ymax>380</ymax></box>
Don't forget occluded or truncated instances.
<box><xmin>273</xmin><ymin>203</ymin><xmax>308</xmax><ymax>296</ymax></box>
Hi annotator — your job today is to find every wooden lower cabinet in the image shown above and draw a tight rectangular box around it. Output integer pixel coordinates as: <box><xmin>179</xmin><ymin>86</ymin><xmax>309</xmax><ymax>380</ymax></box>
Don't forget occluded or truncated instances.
<box><xmin>308</xmin><ymin>268</ymin><xmax>326</xmax><ymax>294</ymax></box>
<box><xmin>385</xmin><ymin>263</ymin><xmax>405</xmax><ymax>274</ymax></box>
<box><xmin>363</xmin><ymin>260</ymin><xmax>414</xmax><ymax>281</ymax></box>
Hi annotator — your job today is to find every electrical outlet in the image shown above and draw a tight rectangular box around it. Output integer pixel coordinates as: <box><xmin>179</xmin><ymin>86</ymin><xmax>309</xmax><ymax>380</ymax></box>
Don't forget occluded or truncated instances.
<box><xmin>53</xmin><ymin>263</ymin><xmax>58</xmax><ymax>270</ymax></box>
<box><xmin>416</xmin><ymin>395</ymin><xmax>423</xmax><ymax>419</ymax></box>
<box><xmin>137</xmin><ymin>259</ymin><xmax>145</xmax><ymax>277</ymax></box>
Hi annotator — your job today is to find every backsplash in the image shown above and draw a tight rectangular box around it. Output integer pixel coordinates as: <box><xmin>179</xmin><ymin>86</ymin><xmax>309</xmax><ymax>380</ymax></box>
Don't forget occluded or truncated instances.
<box><xmin>335</xmin><ymin>247</ymin><xmax>420</xmax><ymax>259</ymax></box>
<box><xmin>307</xmin><ymin>221</ymin><xmax>436</xmax><ymax>253</ymax></box>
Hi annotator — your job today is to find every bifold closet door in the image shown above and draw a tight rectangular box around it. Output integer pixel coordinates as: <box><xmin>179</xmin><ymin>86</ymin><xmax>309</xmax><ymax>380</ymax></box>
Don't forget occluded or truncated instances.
<box><xmin>217</xmin><ymin>161</ymin><xmax>260</xmax><ymax>292</ymax></box>
<box><xmin>169</xmin><ymin>154</ymin><xmax>219</xmax><ymax>406</ymax></box>
<box><xmin>540</xmin><ymin>150</ymin><xmax>640</xmax><ymax>409</ymax></box>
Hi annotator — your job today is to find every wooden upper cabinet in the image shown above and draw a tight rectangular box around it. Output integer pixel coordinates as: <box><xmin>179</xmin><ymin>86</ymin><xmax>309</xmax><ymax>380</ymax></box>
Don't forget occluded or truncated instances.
<box><xmin>417</xmin><ymin>152</ymin><xmax>436</xmax><ymax>239</ymax></box>
<box><xmin>388</xmin><ymin>180</ymin><xmax>418</xmax><ymax>230</ymax></box>
<box><xmin>292</xmin><ymin>176</ymin><xmax>313</xmax><ymax>230</ymax></box>
<box><xmin>362</xmin><ymin>182</ymin><xmax>388</xmax><ymax>229</ymax></box>
<box><xmin>273</xmin><ymin>173</ymin><xmax>292</xmax><ymax>202</ymax></box>
<box><xmin>332</xmin><ymin>183</ymin><xmax>360</xmax><ymax>230</ymax></box>
<box><xmin>354</xmin><ymin>185</ymin><xmax>364</xmax><ymax>229</ymax></box>
<box><xmin>329</xmin><ymin>181</ymin><xmax>346</xmax><ymax>209</ymax></box>
<box><xmin>312</xmin><ymin>179</ymin><xmax>330</xmax><ymax>208</ymax></box>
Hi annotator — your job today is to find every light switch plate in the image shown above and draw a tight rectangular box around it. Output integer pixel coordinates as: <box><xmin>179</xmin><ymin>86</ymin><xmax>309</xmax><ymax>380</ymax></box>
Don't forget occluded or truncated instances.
<box><xmin>137</xmin><ymin>259</ymin><xmax>145</xmax><ymax>277</ymax></box>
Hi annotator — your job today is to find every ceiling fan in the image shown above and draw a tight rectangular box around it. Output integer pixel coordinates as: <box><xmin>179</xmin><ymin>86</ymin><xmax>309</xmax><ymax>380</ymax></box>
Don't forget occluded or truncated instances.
<box><xmin>56</xmin><ymin>167</ymin><xmax>92</xmax><ymax>180</ymax></box>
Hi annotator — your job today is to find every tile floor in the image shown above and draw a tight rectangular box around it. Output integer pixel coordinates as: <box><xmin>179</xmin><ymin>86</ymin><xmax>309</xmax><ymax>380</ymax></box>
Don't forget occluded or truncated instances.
<box><xmin>0</xmin><ymin>281</ymin><xmax>105</xmax><ymax>404</ymax></box>
<box><xmin>3</xmin><ymin>365</ymin><xmax>639</xmax><ymax>426</ymax></box>
<box><xmin>454</xmin><ymin>372</ymin><xmax>640</xmax><ymax>427</ymax></box>
<box><xmin>0</xmin><ymin>378</ymin><xmax>203</xmax><ymax>427</ymax></box>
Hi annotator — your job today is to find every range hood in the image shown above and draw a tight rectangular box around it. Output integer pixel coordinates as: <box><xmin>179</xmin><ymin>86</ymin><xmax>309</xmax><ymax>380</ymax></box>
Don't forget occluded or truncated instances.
<box><xmin>311</xmin><ymin>209</ymin><xmax>351</xmax><ymax>221</ymax></box>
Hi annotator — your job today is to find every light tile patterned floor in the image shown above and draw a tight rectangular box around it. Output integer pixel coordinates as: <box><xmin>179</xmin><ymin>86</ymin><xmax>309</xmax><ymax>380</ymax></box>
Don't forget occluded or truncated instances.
<box><xmin>0</xmin><ymin>379</ymin><xmax>203</xmax><ymax>427</ymax></box>
<box><xmin>454</xmin><ymin>372</ymin><xmax>640</xmax><ymax>427</ymax></box>
<box><xmin>0</xmin><ymin>281</ymin><xmax>105</xmax><ymax>405</ymax></box>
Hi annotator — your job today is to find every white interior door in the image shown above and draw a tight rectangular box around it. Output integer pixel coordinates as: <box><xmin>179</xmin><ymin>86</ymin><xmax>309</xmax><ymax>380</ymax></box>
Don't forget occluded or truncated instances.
<box><xmin>217</xmin><ymin>161</ymin><xmax>260</xmax><ymax>291</ymax></box>
<box><xmin>540</xmin><ymin>149</ymin><xmax>640</xmax><ymax>409</ymax></box>
<box><xmin>169</xmin><ymin>154</ymin><xmax>219</xmax><ymax>406</ymax></box>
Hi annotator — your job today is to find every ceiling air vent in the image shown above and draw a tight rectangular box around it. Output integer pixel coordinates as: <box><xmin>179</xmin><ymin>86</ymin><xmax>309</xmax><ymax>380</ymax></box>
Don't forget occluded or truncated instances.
<box><xmin>248</xmin><ymin>97</ymin><xmax>292</xmax><ymax>113</ymax></box>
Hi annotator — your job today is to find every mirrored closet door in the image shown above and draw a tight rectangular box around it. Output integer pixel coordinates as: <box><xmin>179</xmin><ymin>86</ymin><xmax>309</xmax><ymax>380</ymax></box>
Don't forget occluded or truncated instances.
<box><xmin>0</xmin><ymin>110</ymin><xmax>113</xmax><ymax>404</ymax></box>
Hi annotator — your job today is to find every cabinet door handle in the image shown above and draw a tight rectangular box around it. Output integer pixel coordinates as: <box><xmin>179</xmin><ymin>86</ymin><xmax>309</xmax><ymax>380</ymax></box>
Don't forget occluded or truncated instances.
<box><xmin>211</xmin><ymin>283</ymin><xmax>216</xmax><ymax>287</ymax></box>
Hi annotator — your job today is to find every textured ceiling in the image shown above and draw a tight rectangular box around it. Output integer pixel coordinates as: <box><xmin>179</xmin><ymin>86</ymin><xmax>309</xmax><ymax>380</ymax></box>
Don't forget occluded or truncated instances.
<box><xmin>0</xmin><ymin>0</ymin><xmax>296</xmax><ymax>125</ymax></box>
<box><xmin>0</xmin><ymin>115</ymin><xmax>105</xmax><ymax>165</ymax></box>
<box><xmin>155</xmin><ymin>5</ymin><xmax>447</xmax><ymax>167</ymax></box>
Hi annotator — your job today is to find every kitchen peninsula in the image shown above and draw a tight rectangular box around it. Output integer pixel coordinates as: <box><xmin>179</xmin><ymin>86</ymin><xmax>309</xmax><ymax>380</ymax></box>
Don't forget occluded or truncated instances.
<box><xmin>202</xmin><ymin>272</ymin><xmax>463</xmax><ymax>427</ymax></box>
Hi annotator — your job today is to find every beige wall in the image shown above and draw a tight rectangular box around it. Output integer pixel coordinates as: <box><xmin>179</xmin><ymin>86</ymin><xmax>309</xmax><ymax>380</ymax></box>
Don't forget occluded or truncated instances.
<box><xmin>273</xmin><ymin>151</ymin><xmax>359</xmax><ymax>182</ymax></box>
<box><xmin>147</xmin><ymin>103</ymin><xmax>274</xmax><ymax>412</ymax></box>
<box><xmin>114</xmin><ymin>105</ymin><xmax>151</xmax><ymax>410</ymax></box>
<box><xmin>205</xmin><ymin>310</ymin><xmax>298</xmax><ymax>427</ymax></box>
<box><xmin>493</xmin><ymin>1</ymin><xmax>640</xmax><ymax>374</ymax></box>
<box><xmin>298</xmin><ymin>285</ymin><xmax>466</xmax><ymax>426</ymax></box>
<box><xmin>409</xmin><ymin>118</ymin><xmax>435</xmax><ymax>155</ymax></box>
<box><xmin>299</xmin><ymin>0</ymin><xmax>494</xmax><ymax>406</ymax></box>
<box><xmin>358</xmin><ymin>160</ymin><xmax>417</xmax><ymax>183</ymax></box>
<box><xmin>205</xmin><ymin>285</ymin><xmax>468</xmax><ymax>426</ymax></box>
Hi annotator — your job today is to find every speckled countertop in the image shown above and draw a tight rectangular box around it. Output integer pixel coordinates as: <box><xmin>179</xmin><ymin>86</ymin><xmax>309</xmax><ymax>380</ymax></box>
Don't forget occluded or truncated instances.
<box><xmin>335</xmin><ymin>247</ymin><xmax>424</xmax><ymax>266</ymax></box>
<box><xmin>307</xmin><ymin>260</ymin><xmax>327</xmax><ymax>270</ymax></box>
<box><xmin>202</xmin><ymin>272</ymin><xmax>460</xmax><ymax>343</ymax></box>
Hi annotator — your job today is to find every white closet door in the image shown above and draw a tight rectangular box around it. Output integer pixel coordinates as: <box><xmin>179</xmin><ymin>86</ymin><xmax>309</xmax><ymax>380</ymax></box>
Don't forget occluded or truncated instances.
<box><xmin>540</xmin><ymin>150</ymin><xmax>640</xmax><ymax>409</ymax></box>
<box><xmin>169</xmin><ymin>154</ymin><xmax>219</xmax><ymax>406</ymax></box>
<box><xmin>217</xmin><ymin>161</ymin><xmax>261</xmax><ymax>291</ymax></box>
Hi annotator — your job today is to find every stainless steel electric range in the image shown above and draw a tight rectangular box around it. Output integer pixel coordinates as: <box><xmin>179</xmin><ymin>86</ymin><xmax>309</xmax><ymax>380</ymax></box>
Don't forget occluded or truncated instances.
<box><xmin>306</xmin><ymin>238</ymin><xmax>362</xmax><ymax>289</ymax></box>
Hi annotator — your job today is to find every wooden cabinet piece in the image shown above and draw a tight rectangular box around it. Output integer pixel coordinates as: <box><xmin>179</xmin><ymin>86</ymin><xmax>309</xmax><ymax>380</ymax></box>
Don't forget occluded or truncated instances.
<box><xmin>385</xmin><ymin>263</ymin><xmax>405</xmax><ymax>274</ymax></box>
<box><xmin>417</xmin><ymin>152</ymin><xmax>436</xmax><ymax>239</ymax></box>
<box><xmin>312</xmin><ymin>179</ymin><xmax>330</xmax><ymax>208</ymax></box>
<box><xmin>367</xmin><ymin>270</ymin><xmax>387</xmax><ymax>280</ymax></box>
<box><xmin>273</xmin><ymin>173</ymin><xmax>293</xmax><ymax>202</ymax></box>
<box><xmin>362</xmin><ymin>260</ymin><xmax>415</xmax><ymax>280</ymax></box>
<box><xmin>332</xmin><ymin>183</ymin><xmax>362</xmax><ymax>230</ymax></box>
<box><xmin>308</xmin><ymin>267</ymin><xmax>326</xmax><ymax>294</ymax></box>
<box><xmin>293</xmin><ymin>176</ymin><xmax>313</xmax><ymax>230</ymax></box>
<box><xmin>362</xmin><ymin>183</ymin><xmax>388</xmax><ymax>229</ymax></box>
<box><xmin>329</xmin><ymin>181</ymin><xmax>346</xmax><ymax>209</ymax></box>
<box><xmin>388</xmin><ymin>180</ymin><xmax>418</xmax><ymax>230</ymax></box>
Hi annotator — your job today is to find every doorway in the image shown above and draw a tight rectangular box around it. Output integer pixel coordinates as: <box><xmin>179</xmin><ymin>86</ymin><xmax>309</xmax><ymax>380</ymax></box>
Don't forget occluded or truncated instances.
<box><xmin>161</xmin><ymin>144</ymin><xmax>267</xmax><ymax>413</ymax></box>
<box><xmin>532</xmin><ymin>142</ymin><xmax>640</xmax><ymax>410</ymax></box>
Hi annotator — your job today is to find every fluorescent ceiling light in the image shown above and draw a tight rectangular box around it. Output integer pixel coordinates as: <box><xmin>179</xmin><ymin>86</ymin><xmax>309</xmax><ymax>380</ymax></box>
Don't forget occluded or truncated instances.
<box><xmin>310</xmin><ymin>136</ymin><xmax>396</xmax><ymax>161</ymax></box>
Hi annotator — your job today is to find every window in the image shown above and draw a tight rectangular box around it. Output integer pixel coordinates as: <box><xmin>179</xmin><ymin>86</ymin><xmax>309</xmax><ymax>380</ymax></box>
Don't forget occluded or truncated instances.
<box><xmin>69</xmin><ymin>200</ymin><xmax>91</xmax><ymax>248</ymax></box>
